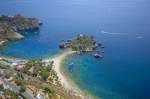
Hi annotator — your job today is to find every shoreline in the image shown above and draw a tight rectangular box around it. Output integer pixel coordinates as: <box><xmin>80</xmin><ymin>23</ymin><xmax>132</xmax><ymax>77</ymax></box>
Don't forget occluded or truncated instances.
<box><xmin>45</xmin><ymin>50</ymin><xmax>89</xmax><ymax>99</ymax></box>
<box><xmin>51</xmin><ymin>51</ymin><xmax>76</xmax><ymax>89</ymax></box>
<box><xmin>0</xmin><ymin>50</ymin><xmax>93</xmax><ymax>99</ymax></box>
<box><xmin>0</xmin><ymin>54</ymin><xmax>27</xmax><ymax>64</ymax></box>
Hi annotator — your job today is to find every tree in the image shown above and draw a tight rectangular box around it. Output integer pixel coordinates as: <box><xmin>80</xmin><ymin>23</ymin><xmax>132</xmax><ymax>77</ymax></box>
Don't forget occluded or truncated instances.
<box><xmin>20</xmin><ymin>85</ymin><xmax>26</xmax><ymax>93</ymax></box>
<box><xmin>40</xmin><ymin>69</ymin><xmax>49</xmax><ymax>81</ymax></box>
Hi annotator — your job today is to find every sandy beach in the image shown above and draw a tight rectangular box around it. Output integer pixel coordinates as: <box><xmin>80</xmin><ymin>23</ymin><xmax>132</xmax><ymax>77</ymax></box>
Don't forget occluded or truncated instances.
<box><xmin>0</xmin><ymin>49</ymin><xmax>93</xmax><ymax>99</ymax></box>
<box><xmin>0</xmin><ymin>50</ymin><xmax>88</xmax><ymax>98</ymax></box>
<box><xmin>51</xmin><ymin>51</ymin><xmax>76</xmax><ymax>89</ymax></box>
<box><xmin>45</xmin><ymin>50</ymin><xmax>87</xmax><ymax>98</ymax></box>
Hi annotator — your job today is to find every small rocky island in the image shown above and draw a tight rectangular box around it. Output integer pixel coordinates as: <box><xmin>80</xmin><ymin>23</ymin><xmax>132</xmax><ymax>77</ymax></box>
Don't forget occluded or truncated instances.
<box><xmin>59</xmin><ymin>34</ymin><xmax>104</xmax><ymax>58</ymax></box>
<box><xmin>0</xmin><ymin>14</ymin><xmax>42</xmax><ymax>46</ymax></box>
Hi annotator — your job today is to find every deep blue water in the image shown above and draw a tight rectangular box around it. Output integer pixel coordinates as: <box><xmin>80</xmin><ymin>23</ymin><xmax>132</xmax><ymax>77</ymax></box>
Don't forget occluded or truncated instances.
<box><xmin>0</xmin><ymin>0</ymin><xmax>150</xmax><ymax>99</ymax></box>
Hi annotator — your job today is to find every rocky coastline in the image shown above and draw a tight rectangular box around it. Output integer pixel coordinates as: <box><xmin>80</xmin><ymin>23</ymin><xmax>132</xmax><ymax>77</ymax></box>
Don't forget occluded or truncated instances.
<box><xmin>59</xmin><ymin>34</ymin><xmax>104</xmax><ymax>58</ymax></box>
<box><xmin>0</xmin><ymin>14</ymin><xmax>42</xmax><ymax>46</ymax></box>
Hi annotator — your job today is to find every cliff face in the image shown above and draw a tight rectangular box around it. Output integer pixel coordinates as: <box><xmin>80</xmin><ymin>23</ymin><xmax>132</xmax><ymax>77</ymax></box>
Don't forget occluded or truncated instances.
<box><xmin>0</xmin><ymin>14</ymin><xmax>41</xmax><ymax>45</ymax></box>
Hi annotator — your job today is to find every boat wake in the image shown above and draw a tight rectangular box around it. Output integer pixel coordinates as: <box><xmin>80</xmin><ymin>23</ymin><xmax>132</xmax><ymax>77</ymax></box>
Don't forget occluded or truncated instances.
<box><xmin>101</xmin><ymin>30</ymin><xmax>144</xmax><ymax>39</ymax></box>
<box><xmin>101</xmin><ymin>30</ymin><xmax>127</xmax><ymax>35</ymax></box>
<box><xmin>136</xmin><ymin>35</ymin><xmax>143</xmax><ymax>39</ymax></box>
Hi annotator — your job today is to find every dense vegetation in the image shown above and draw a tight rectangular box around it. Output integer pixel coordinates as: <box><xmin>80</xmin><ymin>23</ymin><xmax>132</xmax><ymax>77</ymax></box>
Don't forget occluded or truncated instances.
<box><xmin>23</xmin><ymin>59</ymin><xmax>59</xmax><ymax>84</ymax></box>
<box><xmin>71</xmin><ymin>34</ymin><xmax>95</xmax><ymax>51</ymax></box>
<box><xmin>60</xmin><ymin>34</ymin><xmax>100</xmax><ymax>52</ymax></box>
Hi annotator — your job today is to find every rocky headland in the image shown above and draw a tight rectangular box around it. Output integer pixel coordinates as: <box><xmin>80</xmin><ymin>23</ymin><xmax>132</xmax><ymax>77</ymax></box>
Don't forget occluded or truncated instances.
<box><xmin>0</xmin><ymin>14</ymin><xmax>41</xmax><ymax>46</ymax></box>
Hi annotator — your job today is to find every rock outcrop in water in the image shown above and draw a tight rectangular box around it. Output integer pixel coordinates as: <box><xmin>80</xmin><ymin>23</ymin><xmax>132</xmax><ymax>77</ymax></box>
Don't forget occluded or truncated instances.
<box><xmin>0</xmin><ymin>14</ymin><xmax>41</xmax><ymax>45</ymax></box>
<box><xmin>59</xmin><ymin>34</ymin><xmax>104</xmax><ymax>58</ymax></box>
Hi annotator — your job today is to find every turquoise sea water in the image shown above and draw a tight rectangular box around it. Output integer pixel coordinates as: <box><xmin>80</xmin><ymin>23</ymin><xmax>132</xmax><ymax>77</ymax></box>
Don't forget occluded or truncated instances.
<box><xmin>0</xmin><ymin>0</ymin><xmax>150</xmax><ymax>99</ymax></box>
